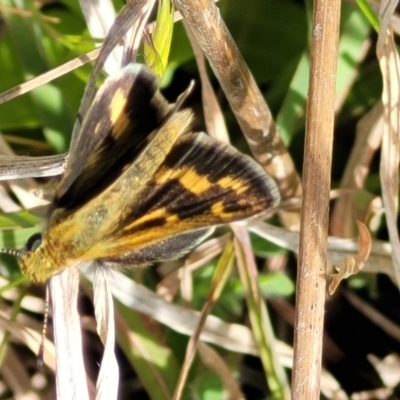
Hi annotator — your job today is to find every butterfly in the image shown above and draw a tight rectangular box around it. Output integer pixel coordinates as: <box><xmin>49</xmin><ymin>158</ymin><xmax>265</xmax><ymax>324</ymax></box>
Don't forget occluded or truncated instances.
<box><xmin>2</xmin><ymin>64</ymin><xmax>280</xmax><ymax>283</ymax></box>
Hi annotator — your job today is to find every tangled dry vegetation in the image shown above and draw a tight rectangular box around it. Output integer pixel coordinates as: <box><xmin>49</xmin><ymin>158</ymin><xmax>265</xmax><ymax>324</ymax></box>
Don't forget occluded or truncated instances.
<box><xmin>0</xmin><ymin>1</ymin><xmax>399</xmax><ymax>399</ymax></box>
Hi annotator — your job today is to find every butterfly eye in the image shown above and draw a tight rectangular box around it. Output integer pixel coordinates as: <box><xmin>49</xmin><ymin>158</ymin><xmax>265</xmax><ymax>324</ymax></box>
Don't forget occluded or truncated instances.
<box><xmin>26</xmin><ymin>233</ymin><xmax>43</xmax><ymax>252</ymax></box>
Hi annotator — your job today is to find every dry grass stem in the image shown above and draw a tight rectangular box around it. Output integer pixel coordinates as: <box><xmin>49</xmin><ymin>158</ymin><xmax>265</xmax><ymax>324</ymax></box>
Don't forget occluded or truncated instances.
<box><xmin>50</xmin><ymin>267</ymin><xmax>90</xmax><ymax>400</ymax></box>
<box><xmin>292</xmin><ymin>1</ymin><xmax>341</xmax><ymax>398</ymax></box>
<box><xmin>377</xmin><ymin>0</ymin><xmax>400</xmax><ymax>288</ymax></box>
<box><xmin>330</xmin><ymin>102</ymin><xmax>384</xmax><ymax>236</ymax></box>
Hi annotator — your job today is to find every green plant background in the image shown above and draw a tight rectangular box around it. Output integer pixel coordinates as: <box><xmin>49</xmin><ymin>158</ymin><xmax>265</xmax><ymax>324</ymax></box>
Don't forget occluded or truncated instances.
<box><xmin>0</xmin><ymin>0</ymin><xmax>392</xmax><ymax>399</ymax></box>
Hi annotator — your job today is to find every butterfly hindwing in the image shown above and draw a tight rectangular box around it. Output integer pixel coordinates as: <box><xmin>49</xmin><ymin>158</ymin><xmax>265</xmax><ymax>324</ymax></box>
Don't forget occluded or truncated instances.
<box><xmin>103</xmin><ymin>229</ymin><xmax>212</xmax><ymax>265</ymax></box>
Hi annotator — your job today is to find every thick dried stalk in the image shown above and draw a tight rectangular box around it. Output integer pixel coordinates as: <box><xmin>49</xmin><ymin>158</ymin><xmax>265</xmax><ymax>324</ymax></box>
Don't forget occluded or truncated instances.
<box><xmin>292</xmin><ymin>1</ymin><xmax>341</xmax><ymax>399</ymax></box>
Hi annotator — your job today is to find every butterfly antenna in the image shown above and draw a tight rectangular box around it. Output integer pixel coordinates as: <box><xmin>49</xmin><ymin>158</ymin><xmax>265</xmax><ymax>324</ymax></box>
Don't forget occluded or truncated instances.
<box><xmin>0</xmin><ymin>248</ymin><xmax>25</xmax><ymax>259</ymax></box>
<box><xmin>37</xmin><ymin>284</ymin><xmax>50</xmax><ymax>369</ymax></box>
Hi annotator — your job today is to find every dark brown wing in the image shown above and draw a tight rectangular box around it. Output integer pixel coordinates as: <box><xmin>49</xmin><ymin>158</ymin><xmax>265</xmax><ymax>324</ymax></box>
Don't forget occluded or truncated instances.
<box><xmin>79</xmin><ymin>132</ymin><xmax>280</xmax><ymax>261</ymax></box>
<box><xmin>55</xmin><ymin>64</ymin><xmax>171</xmax><ymax>211</ymax></box>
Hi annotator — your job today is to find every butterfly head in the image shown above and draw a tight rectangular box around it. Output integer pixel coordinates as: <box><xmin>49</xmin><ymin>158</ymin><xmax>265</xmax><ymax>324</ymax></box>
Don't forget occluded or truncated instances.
<box><xmin>0</xmin><ymin>233</ymin><xmax>55</xmax><ymax>283</ymax></box>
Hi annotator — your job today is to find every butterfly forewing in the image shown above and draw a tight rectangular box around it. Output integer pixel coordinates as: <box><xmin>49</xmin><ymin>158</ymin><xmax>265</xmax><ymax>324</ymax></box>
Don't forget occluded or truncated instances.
<box><xmin>55</xmin><ymin>64</ymin><xmax>170</xmax><ymax>211</ymax></box>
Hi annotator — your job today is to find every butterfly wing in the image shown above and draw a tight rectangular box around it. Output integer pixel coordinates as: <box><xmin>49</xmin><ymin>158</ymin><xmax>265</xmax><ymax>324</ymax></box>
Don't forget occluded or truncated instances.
<box><xmin>43</xmin><ymin>65</ymin><xmax>279</xmax><ymax>266</ymax></box>
<box><xmin>46</xmin><ymin>107</ymin><xmax>196</xmax><ymax>261</ymax></box>
<box><xmin>113</xmin><ymin>131</ymin><xmax>279</xmax><ymax>241</ymax></box>
<box><xmin>20</xmin><ymin>65</ymin><xmax>279</xmax><ymax>283</ymax></box>
<box><xmin>55</xmin><ymin>64</ymin><xmax>171</xmax><ymax>211</ymax></box>
<box><xmin>103</xmin><ymin>229</ymin><xmax>211</xmax><ymax>265</ymax></box>
<box><xmin>62</xmin><ymin>130</ymin><xmax>280</xmax><ymax>262</ymax></box>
